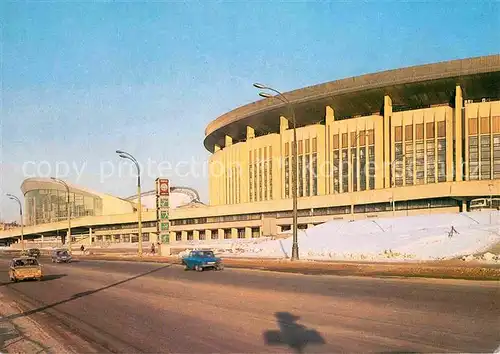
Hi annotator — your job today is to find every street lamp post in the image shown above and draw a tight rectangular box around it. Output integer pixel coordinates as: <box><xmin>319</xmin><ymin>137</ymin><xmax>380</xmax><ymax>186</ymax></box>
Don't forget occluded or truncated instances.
<box><xmin>6</xmin><ymin>194</ymin><xmax>24</xmax><ymax>251</ymax></box>
<box><xmin>254</xmin><ymin>83</ymin><xmax>299</xmax><ymax>261</ymax></box>
<box><xmin>116</xmin><ymin>150</ymin><xmax>143</xmax><ymax>257</ymax></box>
<box><xmin>50</xmin><ymin>178</ymin><xmax>72</xmax><ymax>252</ymax></box>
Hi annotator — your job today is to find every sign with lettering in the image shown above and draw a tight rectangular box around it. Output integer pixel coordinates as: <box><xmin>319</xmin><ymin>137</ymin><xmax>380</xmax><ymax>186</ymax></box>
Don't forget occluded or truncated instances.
<box><xmin>156</xmin><ymin>178</ymin><xmax>170</xmax><ymax>243</ymax></box>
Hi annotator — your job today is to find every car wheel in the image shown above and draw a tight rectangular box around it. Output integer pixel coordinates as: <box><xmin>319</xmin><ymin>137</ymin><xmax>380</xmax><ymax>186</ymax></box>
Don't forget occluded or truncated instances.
<box><xmin>195</xmin><ymin>265</ymin><xmax>203</xmax><ymax>272</ymax></box>
<box><xmin>218</xmin><ymin>264</ymin><xmax>224</xmax><ymax>271</ymax></box>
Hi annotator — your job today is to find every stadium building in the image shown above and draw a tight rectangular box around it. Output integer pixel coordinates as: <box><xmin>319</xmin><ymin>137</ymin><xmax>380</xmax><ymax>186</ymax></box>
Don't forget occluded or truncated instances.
<box><xmin>1</xmin><ymin>54</ymin><xmax>499</xmax><ymax>249</ymax></box>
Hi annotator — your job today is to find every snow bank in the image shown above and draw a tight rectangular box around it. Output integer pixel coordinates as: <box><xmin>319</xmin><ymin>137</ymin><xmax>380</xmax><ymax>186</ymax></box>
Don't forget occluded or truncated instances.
<box><xmin>217</xmin><ymin>211</ymin><xmax>500</xmax><ymax>262</ymax></box>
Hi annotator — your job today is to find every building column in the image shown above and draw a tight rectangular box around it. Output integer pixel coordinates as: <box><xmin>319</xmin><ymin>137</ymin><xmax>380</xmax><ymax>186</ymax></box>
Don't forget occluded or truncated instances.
<box><xmin>218</xmin><ymin>228</ymin><xmax>224</xmax><ymax>240</ymax></box>
<box><xmin>88</xmin><ymin>228</ymin><xmax>92</xmax><ymax>246</ymax></box>
<box><xmin>455</xmin><ymin>86</ymin><xmax>464</xmax><ymax>181</ymax></box>
<box><xmin>181</xmin><ymin>231</ymin><xmax>187</xmax><ymax>242</ymax></box>
<box><xmin>231</xmin><ymin>228</ymin><xmax>238</xmax><ymax>239</ymax></box>
<box><xmin>193</xmin><ymin>230</ymin><xmax>200</xmax><ymax>241</ymax></box>
<box><xmin>245</xmin><ymin>227</ymin><xmax>252</xmax><ymax>239</ymax></box>
<box><xmin>280</xmin><ymin>116</ymin><xmax>289</xmax><ymax>133</ymax></box>
<box><xmin>446</xmin><ymin>106</ymin><xmax>454</xmax><ymax>182</ymax></box>
<box><xmin>246</xmin><ymin>126</ymin><xmax>255</xmax><ymax>140</ymax></box>
<box><xmin>280</xmin><ymin>116</ymin><xmax>290</xmax><ymax>200</ymax></box>
<box><xmin>384</xmin><ymin>95</ymin><xmax>393</xmax><ymax>189</ymax></box>
<box><xmin>325</xmin><ymin>106</ymin><xmax>335</xmax><ymax>195</ymax></box>
<box><xmin>169</xmin><ymin>231</ymin><xmax>176</xmax><ymax>242</ymax></box>
<box><xmin>206</xmin><ymin>229</ymin><xmax>212</xmax><ymax>240</ymax></box>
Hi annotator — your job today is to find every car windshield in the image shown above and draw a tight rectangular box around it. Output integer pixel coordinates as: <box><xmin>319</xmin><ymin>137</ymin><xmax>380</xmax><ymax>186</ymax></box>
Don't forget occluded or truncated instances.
<box><xmin>57</xmin><ymin>251</ymin><xmax>69</xmax><ymax>256</ymax></box>
<box><xmin>200</xmin><ymin>251</ymin><xmax>215</xmax><ymax>257</ymax></box>
<box><xmin>14</xmin><ymin>258</ymin><xmax>39</xmax><ymax>267</ymax></box>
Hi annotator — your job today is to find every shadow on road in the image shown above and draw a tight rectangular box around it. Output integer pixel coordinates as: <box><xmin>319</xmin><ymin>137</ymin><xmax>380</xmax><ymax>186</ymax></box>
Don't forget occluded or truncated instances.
<box><xmin>0</xmin><ymin>274</ymin><xmax>67</xmax><ymax>287</ymax></box>
<box><xmin>40</xmin><ymin>274</ymin><xmax>67</xmax><ymax>282</ymax></box>
<box><xmin>263</xmin><ymin>311</ymin><xmax>325</xmax><ymax>353</ymax></box>
<box><xmin>1</xmin><ymin>264</ymin><xmax>171</xmax><ymax>322</ymax></box>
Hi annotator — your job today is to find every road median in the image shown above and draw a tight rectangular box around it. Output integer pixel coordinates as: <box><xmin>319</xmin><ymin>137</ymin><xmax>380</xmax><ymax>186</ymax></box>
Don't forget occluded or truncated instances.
<box><xmin>72</xmin><ymin>253</ymin><xmax>500</xmax><ymax>281</ymax></box>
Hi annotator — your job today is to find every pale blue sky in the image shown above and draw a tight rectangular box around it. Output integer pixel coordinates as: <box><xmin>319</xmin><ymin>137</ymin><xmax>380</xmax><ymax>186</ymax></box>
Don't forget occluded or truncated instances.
<box><xmin>1</xmin><ymin>1</ymin><xmax>499</xmax><ymax>221</ymax></box>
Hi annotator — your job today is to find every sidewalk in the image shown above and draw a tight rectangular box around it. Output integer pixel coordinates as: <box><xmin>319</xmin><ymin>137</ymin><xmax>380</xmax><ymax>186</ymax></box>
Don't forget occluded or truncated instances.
<box><xmin>0</xmin><ymin>291</ymin><xmax>72</xmax><ymax>353</ymax></box>
<box><xmin>74</xmin><ymin>253</ymin><xmax>500</xmax><ymax>281</ymax></box>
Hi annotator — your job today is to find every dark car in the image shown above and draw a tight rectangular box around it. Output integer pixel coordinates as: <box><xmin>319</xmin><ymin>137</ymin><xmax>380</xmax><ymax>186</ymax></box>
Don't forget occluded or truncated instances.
<box><xmin>27</xmin><ymin>248</ymin><xmax>41</xmax><ymax>258</ymax></box>
<box><xmin>51</xmin><ymin>249</ymin><xmax>72</xmax><ymax>263</ymax></box>
<box><xmin>181</xmin><ymin>250</ymin><xmax>223</xmax><ymax>271</ymax></box>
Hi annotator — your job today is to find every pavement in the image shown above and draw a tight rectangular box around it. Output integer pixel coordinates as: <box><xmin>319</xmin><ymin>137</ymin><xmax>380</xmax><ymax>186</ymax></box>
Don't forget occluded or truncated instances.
<box><xmin>76</xmin><ymin>253</ymin><xmax>500</xmax><ymax>281</ymax></box>
<box><xmin>0</xmin><ymin>255</ymin><xmax>499</xmax><ymax>353</ymax></box>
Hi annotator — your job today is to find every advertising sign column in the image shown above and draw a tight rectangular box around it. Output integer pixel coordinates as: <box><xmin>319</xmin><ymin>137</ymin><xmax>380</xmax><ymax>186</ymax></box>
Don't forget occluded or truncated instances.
<box><xmin>156</xmin><ymin>178</ymin><xmax>170</xmax><ymax>244</ymax></box>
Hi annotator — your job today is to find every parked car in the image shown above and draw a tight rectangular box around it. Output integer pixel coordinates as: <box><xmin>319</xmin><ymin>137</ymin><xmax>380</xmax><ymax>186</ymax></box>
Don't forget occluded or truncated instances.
<box><xmin>27</xmin><ymin>248</ymin><xmax>41</xmax><ymax>258</ymax></box>
<box><xmin>51</xmin><ymin>249</ymin><xmax>72</xmax><ymax>263</ymax></box>
<box><xmin>9</xmin><ymin>257</ymin><xmax>43</xmax><ymax>282</ymax></box>
<box><xmin>182</xmin><ymin>250</ymin><xmax>223</xmax><ymax>271</ymax></box>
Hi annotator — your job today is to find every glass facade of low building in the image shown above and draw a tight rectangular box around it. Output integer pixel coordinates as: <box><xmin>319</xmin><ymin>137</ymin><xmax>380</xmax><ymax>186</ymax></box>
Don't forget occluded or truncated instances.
<box><xmin>24</xmin><ymin>189</ymin><xmax>102</xmax><ymax>225</ymax></box>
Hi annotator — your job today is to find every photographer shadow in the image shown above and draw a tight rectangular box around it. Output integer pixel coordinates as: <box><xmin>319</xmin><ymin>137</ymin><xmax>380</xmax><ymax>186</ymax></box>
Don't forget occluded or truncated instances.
<box><xmin>263</xmin><ymin>312</ymin><xmax>326</xmax><ymax>353</ymax></box>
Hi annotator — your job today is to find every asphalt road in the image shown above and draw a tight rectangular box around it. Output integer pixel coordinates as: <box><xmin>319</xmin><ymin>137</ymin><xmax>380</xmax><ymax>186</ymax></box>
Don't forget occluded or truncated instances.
<box><xmin>0</xmin><ymin>255</ymin><xmax>498</xmax><ymax>353</ymax></box>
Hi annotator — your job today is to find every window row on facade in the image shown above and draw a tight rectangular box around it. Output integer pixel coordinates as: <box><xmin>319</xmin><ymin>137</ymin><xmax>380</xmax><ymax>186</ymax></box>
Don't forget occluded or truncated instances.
<box><xmin>331</xmin><ymin>129</ymin><xmax>376</xmax><ymax>193</ymax></box>
<box><xmin>172</xmin><ymin>197</ymin><xmax>460</xmax><ymax>228</ymax></box>
<box><xmin>468</xmin><ymin>116</ymin><xmax>500</xmax><ymax>180</ymax></box>
<box><xmin>175</xmin><ymin>227</ymin><xmax>261</xmax><ymax>241</ymax></box>
<box><xmin>93</xmin><ymin>233</ymin><xmax>151</xmax><ymax>243</ymax></box>
<box><xmin>249</xmin><ymin>145</ymin><xmax>273</xmax><ymax>202</ymax></box>
<box><xmin>393</xmin><ymin>121</ymin><xmax>447</xmax><ymax>186</ymax></box>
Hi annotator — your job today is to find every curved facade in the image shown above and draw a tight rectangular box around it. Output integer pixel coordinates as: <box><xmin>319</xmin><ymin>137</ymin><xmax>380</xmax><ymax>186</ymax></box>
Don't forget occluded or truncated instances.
<box><xmin>21</xmin><ymin>178</ymin><xmax>135</xmax><ymax>226</ymax></box>
<box><xmin>206</xmin><ymin>55</ymin><xmax>500</xmax><ymax>212</ymax></box>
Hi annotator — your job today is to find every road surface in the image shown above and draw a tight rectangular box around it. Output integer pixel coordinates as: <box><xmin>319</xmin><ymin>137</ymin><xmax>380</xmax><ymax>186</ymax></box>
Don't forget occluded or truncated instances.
<box><xmin>0</xmin><ymin>255</ymin><xmax>498</xmax><ymax>353</ymax></box>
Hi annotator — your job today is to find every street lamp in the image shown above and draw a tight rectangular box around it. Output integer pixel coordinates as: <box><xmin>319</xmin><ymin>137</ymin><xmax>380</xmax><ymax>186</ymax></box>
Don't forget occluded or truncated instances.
<box><xmin>50</xmin><ymin>177</ymin><xmax>72</xmax><ymax>252</ymax></box>
<box><xmin>6</xmin><ymin>194</ymin><xmax>24</xmax><ymax>251</ymax></box>
<box><xmin>116</xmin><ymin>150</ymin><xmax>143</xmax><ymax>257</ymax></box>
<box><xmin>254</xmin><ymin>83</ymin><xmax>299</xmax><ymax>261</ymax></box>
<box><xmin>390</xmin><ymin>155</ymin><xmax>405</xmax><ymax>217</ymax></box>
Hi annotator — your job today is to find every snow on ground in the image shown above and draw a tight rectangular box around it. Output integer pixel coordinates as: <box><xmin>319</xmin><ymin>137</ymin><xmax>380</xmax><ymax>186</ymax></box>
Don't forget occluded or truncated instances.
<box><xmin>181</xmin><ymin>211</ymin><xmax>500</xmax><ymax>262</ymax></box>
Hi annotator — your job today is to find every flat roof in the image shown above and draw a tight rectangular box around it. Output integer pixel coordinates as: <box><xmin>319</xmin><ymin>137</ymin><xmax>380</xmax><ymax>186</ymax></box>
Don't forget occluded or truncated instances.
<box><xmin>204</xmin><ymin>54</ymin><xmax>500</xmax><ymax>152</ymax></box>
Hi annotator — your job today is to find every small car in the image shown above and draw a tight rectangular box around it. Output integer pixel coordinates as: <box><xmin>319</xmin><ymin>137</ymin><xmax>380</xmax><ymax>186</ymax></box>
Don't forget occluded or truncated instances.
<box><xmin>51</xmin><ymin>249</ymin><xmax>72</xmax><ymax>263</ymax></box>
<box><xmin>27</xmin><ymin>248</ymin><xmax>41</xmax><ymax>258</ymax></box>
<box><xmin>9</xmin><ymin>257</ymin><xmax>43</xmax><ymax>282</ymax></box>
<box><xmin>181</xmin><ymin>250</ymin><xmax>224</xmax><ymax>271</ymax></box>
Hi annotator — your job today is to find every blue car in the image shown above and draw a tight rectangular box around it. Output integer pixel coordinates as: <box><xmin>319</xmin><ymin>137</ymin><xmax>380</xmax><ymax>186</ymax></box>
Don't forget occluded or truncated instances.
<box><xmin>182</xmin><ymin>250</ymin><xmax>224</xmax><ymax>272</ymax></box>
